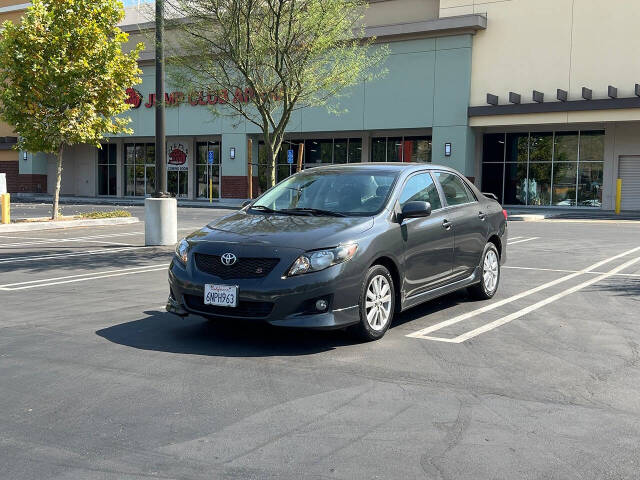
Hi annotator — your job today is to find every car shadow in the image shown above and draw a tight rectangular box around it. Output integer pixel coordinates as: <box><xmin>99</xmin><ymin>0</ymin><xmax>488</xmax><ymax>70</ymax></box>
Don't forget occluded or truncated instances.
<box><xmin>96</xmin><ymin>290</ymin><xmax>474</xmax><ymax>358</ymax></box>
<box><xmin>96</xmin><ymin>310</ymin><xmax>352</xmax><ymax>357</ymax></box>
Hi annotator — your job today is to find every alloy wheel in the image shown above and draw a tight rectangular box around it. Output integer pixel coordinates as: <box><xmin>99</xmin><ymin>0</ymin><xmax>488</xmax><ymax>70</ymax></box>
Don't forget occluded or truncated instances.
<box><xmin>483</xmin><ymin>249</ymin><xmax>499</xmax><ymax>293</ymax></box>
<box><xmin>365</xmin><ymin>274</ymin><xmax>392</xmax><ymax>331</ymax></box>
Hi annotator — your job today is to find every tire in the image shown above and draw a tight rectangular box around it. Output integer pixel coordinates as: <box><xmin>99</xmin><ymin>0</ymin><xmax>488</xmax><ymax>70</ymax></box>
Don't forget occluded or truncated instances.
<box><xmin>350</xmin><ymin>264</ymin><xmax>396</xmax><ymax>341</ymax></box>
<box><xmin>468</xmin><ymin>243</ymin><xmax>501</xmax><ymax>300</ymax></box>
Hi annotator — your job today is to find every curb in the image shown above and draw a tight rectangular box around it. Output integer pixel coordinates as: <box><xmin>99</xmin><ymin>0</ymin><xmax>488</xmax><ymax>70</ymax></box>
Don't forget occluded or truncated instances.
<box><xmin>0</xmin><ymin>216</ymin><xmax>140</xmax><ymax>232</ymax></box>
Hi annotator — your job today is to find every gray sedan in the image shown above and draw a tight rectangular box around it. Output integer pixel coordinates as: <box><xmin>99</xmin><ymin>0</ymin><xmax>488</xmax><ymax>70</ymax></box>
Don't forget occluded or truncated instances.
<box><xmin>167</xmin><ymin>163</ymin><xmax>508</xmax><ymax>341</ymax></box>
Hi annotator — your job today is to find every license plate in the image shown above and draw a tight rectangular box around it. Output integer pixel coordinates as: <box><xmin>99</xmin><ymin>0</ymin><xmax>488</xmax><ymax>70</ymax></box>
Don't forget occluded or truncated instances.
<box><xmin>204</xmin><ymin>284</ymin><xmax>238</xmax><ymax>308</ymax></box>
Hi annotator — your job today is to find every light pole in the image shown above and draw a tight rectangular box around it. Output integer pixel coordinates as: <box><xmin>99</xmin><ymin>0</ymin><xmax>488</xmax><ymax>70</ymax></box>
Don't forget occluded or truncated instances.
<box><xmin>155</xmin><ymin>0</ymin><xmax>167</xmax><ymax>197</ymax></box>
<box><xmin>145</xmin><ymin>0</ymin><xmax>177</xmax><ymax>246</ymax></box>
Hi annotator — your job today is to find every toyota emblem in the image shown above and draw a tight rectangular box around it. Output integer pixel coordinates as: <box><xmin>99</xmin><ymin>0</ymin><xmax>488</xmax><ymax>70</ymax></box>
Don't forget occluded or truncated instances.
<box><xmin>221</xmin><ymin>253</ymin><xmax>237</xmax><ymax>266</ymax></box>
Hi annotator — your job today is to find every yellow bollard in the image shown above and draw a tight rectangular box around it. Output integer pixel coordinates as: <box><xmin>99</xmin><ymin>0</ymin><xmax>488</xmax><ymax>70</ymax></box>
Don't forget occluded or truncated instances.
<box><xmin>1</xmin><ymin>193</ymin><xmax>10</xmax><ymax>224</ymax></box>
<box><xmin>615</xmin><ymin>178</ymin><xmax>622</xmax><ymax>215</ymax></box>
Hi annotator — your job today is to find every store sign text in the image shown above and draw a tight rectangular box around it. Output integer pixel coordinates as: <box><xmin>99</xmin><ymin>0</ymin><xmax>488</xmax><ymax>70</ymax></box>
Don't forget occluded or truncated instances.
<box><xmin>125</xmin><ymin>87</ymin><xmax>279</xmax><ymax>110</ymax></box>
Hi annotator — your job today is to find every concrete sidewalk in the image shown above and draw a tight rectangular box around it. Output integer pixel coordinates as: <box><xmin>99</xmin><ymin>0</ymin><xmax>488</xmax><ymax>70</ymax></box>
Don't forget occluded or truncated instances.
<box><xmin>507</xmin><ymin>207</ymin><xmax>640</xmax><ymax>221</ymax></box>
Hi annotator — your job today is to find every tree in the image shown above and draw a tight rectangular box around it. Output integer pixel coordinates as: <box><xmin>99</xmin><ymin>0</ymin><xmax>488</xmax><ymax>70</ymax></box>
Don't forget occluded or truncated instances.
<box><xmin>165</xmin><ymin>0</ymin><xmax>388</xmax><ymax>188</ymax></box>
<box><xmin>0</xmin><ymin>0</ymin><xmax>144</xmax><ymax>219</ymax></box>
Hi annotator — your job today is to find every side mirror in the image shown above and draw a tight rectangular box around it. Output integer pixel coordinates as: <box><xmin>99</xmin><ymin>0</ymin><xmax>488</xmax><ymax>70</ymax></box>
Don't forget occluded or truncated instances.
<box><xmin>241</xmin><ymin>200</ymin><xmax>252</xmax><ymax>208</ymax></box>
<box><xmin>400</xmin><ymin>201</ymin><xmax>432</xmax><ymax>222</ymax></box>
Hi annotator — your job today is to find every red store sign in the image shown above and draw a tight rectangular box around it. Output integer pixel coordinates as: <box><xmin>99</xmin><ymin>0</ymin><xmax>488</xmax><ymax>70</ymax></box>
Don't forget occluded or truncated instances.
<box><xmin>125</xmin><ymin>87</ymin><xmax>278</xmax><ymax>110</ymax></box>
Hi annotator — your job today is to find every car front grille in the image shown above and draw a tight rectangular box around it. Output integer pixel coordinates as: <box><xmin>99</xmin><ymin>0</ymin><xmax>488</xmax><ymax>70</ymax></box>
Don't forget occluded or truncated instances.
<box><xmin>194</xmin><ymin>254</ymin><xmax>280</xmax><ymax>279</ymax></box>
<box><xmin>183</xmin><ymin>295</ymin><xmax>274</xmax><ymax>319</ymax></box>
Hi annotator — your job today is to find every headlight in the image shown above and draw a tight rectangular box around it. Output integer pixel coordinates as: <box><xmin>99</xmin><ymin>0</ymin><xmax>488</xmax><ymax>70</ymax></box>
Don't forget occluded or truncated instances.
<box><xmin>287</xmin><ymin>243</ymin><xmax>358</xmax><ymax>277</ymax></box>
<box><xmin>175</xmin><ymin>238</ymin><xmax>189</xmax><ymax>265</ymax></box>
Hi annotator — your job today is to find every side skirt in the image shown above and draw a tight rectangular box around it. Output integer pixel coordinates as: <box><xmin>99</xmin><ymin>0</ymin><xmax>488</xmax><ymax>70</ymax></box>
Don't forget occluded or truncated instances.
<box><xmin>400</xmin><ymin>267</ymin><xmax>481</xmax><ymax>312</ymax></box>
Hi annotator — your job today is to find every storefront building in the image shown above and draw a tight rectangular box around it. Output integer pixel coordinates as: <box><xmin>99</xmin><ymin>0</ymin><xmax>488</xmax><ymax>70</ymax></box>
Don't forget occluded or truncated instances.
<box><xmin>442</xmin><ymin>0</ymin><xmax>640</xmax><ymax>210</ymax></box>
<box><xmin>4</xmin><ymin>0</ymin><xmax>640</xmax><ymax>210</ymax></box>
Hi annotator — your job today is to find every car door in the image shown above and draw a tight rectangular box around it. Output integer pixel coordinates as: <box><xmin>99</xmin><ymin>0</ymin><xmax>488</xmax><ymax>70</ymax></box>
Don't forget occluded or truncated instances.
<box><xmin>434</xmin><ymin>171</ymin><xmax>488</xmax><ymax>278</ymax></box>
<box><xmin>398</xmin><ymin>172</ymin><xmax>454</xmax><ymax>298</ymax></box>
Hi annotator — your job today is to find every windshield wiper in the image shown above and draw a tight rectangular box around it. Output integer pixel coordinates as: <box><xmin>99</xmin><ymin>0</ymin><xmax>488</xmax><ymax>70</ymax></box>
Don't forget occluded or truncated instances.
<box><xmin>249</xmin><ymin>205</ymin><xmax>280</xmax><ymax>213</ymax></box>
<box><xmin>282</xmin><ymin>208</ymin><xmax>346</xmax><ymax>217</ymax></box>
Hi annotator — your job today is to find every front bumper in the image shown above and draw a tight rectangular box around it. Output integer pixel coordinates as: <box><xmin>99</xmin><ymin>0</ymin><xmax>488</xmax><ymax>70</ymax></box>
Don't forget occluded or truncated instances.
<box><xmin>167</xmin><ymin>247</ymin><xmax>363</xmax><ymax>330</ymax></box>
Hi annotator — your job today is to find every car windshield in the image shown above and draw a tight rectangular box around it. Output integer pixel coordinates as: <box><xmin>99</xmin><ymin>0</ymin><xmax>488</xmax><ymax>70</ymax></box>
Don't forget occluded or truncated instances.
<box><xmin>251</xmin><ymin>170</ymin><xmax>398</xmax><ymax>216</ymax></box>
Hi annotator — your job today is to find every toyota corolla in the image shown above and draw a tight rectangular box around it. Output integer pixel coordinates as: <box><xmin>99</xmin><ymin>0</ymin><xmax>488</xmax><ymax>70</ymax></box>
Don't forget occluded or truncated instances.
<box><xmin>167</xmin><ymin>163</ymin><xmax>507</xmax><ymax>341</ymax></box>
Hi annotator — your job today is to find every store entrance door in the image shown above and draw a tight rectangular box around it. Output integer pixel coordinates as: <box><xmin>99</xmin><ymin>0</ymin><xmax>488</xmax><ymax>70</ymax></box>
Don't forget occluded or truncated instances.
<box><xmin>196</xmin><ymin>141</ymin><xmax>221</xmax><ymax>200</ymax></box>
<box><xmin>167</xmin><ymin>142</ymin><xmax>190</xmax><ymax>198</ymax></box>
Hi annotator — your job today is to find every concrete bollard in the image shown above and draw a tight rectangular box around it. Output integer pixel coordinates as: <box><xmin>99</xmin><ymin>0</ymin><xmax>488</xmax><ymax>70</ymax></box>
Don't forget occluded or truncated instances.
<box><xmin>145</xmin><ymin>197</ymin><xmax>177</xmax><ymax>246</ymax></box>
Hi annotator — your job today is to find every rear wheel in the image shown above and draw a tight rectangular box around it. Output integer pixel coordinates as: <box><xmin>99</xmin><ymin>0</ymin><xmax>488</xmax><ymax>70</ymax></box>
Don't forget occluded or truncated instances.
<box><xmin>468</xmin><ymin>243</ymin><xmax>500</xmax><ymax>300</ymax></box>
<box><xmin>350</xmin><ymin>265</ymin><xmax>395</xmax><ymax>341</ymax></box>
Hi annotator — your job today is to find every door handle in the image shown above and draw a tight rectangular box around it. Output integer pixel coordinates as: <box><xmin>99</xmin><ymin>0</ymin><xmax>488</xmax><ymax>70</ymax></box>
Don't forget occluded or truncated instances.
<box><xmin>442</xmin><ymin>220</ymin><xmax>452</xmax><ymax>230</ymax></box>
<box><xmin>478</xmin><ymin>211</ymin><xmax>487</xmax><ymax>220</ymax></box>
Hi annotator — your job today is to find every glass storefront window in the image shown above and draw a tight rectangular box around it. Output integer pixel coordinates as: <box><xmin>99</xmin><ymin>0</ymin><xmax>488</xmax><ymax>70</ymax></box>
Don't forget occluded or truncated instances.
<box><xmin>481</xmin><ymin>162</ymin><xmax>504</xmax><ymax>203</ymax></box>
<box><xmin>483</xmin><ymin>134</ymin><xmax>505</xmax><ymax>163</ymax></box>
<box><xmin>334</xmin><ymin>139</ymin><xmax>347</xmax><ymax>164</ymax></box>
<box><xmin>529</xmin><ymin>133</ymin><xmax>553</xmax><ymax>162</ymax></box>
<box><xmin>481</xmin><ymin>130</ymin><xmax>604</xmax><ymax>207</ymax></box>
<box><xmin>371</xmin><ymin>137</ymin><xmax>386</xmax><ymax>162</ymax></box>
<box><xmin>370</xmin><ymin>136</ymin><xmax>432</xmax><ymax>163</ymax></box>
<box><xmin>305</xmin><ymin>139</ymin><xmax>333</xmax><ymax>164</ymax></box>
<box><xmin>577</xmin><ymin>162</ymin><xmax>603</xmax><ymax>207</ymax></box>
<box><xmin>554</xmin><ymin>132</ymin><xmax>578</xmax><ymax>162</ymax></box>
<box><xmin>504</xmin><ymin>162</ymin><xmax>527</xmax><ymax>205</ymax></box>
<box><xmin>506</xmin><ymin>133</ymin><xmax>528</xmax><ymax>163</ymax></box>
<box><xmin>404</xmin><ymin>137</ymin><xmax>432</xmax><ymax>163</ymax></box>
<box><xmin>98</xmin><ymin>144</ymin><xmax>117</xmax><ymax>196</ymax></box>
<box><xmin>527</xmin><ymin>163</ymin><xmax>552</xmax><ymax>206</ymax></box>
<box><xmin>552</xmin><ymin>163</ymin><xmax>577</xmax><ymax>206</ymax></box>
<box><xmin>347</xmin><ymin>138</ymin><xmax>362</xmax><ymax>163</ymax></box>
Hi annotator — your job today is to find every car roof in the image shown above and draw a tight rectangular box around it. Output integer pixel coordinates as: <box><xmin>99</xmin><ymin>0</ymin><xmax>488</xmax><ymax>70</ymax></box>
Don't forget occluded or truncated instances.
<box><xmin>304</xmin><ymin>162</ymin><xmax>457</xmax><ymax>174</ymax></box>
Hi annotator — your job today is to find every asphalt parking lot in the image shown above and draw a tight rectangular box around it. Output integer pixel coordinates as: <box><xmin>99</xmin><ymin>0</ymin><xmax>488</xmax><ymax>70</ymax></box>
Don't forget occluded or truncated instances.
<box><xmin>1</xmin><ymin>209</ymin><xmax>640</xmax><ymax>480</ymax></box>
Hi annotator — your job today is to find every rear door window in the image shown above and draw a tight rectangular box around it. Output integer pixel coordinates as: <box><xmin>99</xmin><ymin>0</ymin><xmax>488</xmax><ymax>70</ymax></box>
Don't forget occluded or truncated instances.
<box><xmin>435</xmin><ymin>172</ymin><xmax>475</xmax><ymax>207</ymax></box>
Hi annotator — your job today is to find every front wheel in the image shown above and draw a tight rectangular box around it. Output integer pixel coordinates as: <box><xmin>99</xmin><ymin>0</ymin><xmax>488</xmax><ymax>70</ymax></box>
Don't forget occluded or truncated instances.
<box><xmin>350</xmin><ymin>265</ymin><xmax>396</xmax><ymax>341</ymax></box>
<box><xmin>468</xmin><ymin>243</ymin><xmax>501</xmax><ymax>300</ymax></box>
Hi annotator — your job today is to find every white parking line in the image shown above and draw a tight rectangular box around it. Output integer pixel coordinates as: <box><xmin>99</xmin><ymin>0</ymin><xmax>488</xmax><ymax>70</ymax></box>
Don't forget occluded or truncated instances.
<box><xmin>0</xmin><ymin>246</ymin><xmax>149</xmax><ymax>264</ymax></box>
<box><xmin>0</xmin><ymin>264</ymin><xmax>168</xmax><ymax>291</ymax></box>
<box><xmin>0</xmin><ymin>232</ymin><xmax>143</xmax><ymax>248</ymax></box>
<box><xmin>407</xmin><ymin>246</ymin><xmax>640</xmax><ymax>341</ymax></box>
<box><xmin>504</xmin><ymin>265</ymin><xmax>640</xmax><ymax>278</ymax></box>
<box><xmin>420</xmin><ymin>255</ymin><xmax>640</xmax><ymax>343</ymax></box>
<box><xmin>507</xmin><ymin>237</ymin><xmax>539</xmax><ymax>246</ymax></box>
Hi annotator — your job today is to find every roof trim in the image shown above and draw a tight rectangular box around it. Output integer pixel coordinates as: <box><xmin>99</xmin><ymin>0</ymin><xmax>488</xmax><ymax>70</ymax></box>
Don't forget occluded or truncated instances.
<box><xmin>468</xmin><ymin>97</ymin><xmax>640</xmax><ymax>117</ymax></box>
<box><xmin>363</xmin><ymin>14</ymin><xmax>486</xmax><ymax>39</ymax></box>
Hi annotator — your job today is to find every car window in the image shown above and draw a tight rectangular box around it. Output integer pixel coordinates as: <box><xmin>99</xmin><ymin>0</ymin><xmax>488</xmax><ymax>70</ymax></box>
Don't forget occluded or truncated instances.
<box><xmin>254</xmin><ymin>171</ymin><xmax>398</xmax><ymax>216</ymax></box>
<box><xmin>435</xmin><ymin>172</ymin><xmax>475</xmax><ymax>206</ymax></box>
<box><xmin>398</xmin><ymin>173</ymin><xmax>442</xmax><ymax>210</ymax></box>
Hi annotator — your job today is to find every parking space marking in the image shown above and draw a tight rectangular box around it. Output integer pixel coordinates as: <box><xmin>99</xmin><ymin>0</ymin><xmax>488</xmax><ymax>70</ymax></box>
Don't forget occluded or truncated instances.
<box><xmin>419</xmin><ymin>255</ymin><xmax>640</xmax><ymax>343</ymax></box>
<box><xmin>504</xmin><ymin>265</ymin><xmax>640</xmax><ymax>278</ymax></box>
<box><xmin>407</xmin><ymin>245</ymin><xmax>640</xmax><ymax>341</ymax></box>
<box><xmin>0</xmin><ymin>264</ymin><xmax>168</xmax><ymax>291</ymax></box>
<box><xmin>0</xmin><ymin>246</ymin><xmax>149</xmax><ymax>264</ymax></box>
<box><xmin>507</xmin><ymin>237</ymin><xmax>539</xmax><ymax>245</ymax></box>
<box><xmin>0</xmin><ymin>232</ymin><xmax>143</xmax><ymax>248</ymax></box>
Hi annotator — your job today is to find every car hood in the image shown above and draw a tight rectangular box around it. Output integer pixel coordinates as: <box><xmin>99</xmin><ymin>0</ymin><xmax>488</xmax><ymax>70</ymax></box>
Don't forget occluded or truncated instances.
<box><xmin>187</xmin><ymin>211</ymin><xmax>374</xmax><ymax>250</ymax></box>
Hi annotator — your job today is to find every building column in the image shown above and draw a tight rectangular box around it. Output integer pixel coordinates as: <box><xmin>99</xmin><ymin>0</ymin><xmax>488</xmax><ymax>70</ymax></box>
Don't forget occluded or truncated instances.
<box><xmin>220</xmin><ymin>133</ymin><xmax>249</xmax><ymax>199</ymax></box>
<box><xmin>432</xmin><ymin>126</ymin><xmax>475</xmax><ymax>179</ymax></box>
<box><xmin>361</xmin><ymin>132</ymin><xmax>371</xmax><ymax>162</ymax></box>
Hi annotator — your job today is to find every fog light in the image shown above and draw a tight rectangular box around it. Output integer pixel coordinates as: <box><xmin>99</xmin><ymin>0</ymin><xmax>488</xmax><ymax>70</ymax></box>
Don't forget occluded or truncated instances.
<box><xmin>315</xmin><ymin>299</ymin><xmax>328</xmax><ymax>312</ymax></box>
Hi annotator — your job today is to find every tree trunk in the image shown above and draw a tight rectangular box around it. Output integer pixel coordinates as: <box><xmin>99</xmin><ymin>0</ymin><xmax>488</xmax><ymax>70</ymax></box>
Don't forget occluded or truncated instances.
<box><xmin>52</xmin><ymin>145</ymin><xmax>64</xmax><ymax>220</ymax></box>
<box><xmin>264</xmin><ymin>138</ymin><xmax>277</xmax><ymax>189</ymax></box>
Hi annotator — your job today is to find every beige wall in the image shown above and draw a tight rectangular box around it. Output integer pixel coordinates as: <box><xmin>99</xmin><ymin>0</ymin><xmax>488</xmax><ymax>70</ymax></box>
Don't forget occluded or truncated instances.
<box><xmin>452</xmin><ymin>0</ymin><xmax>640</xmax><ymax>109</ymax></box>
